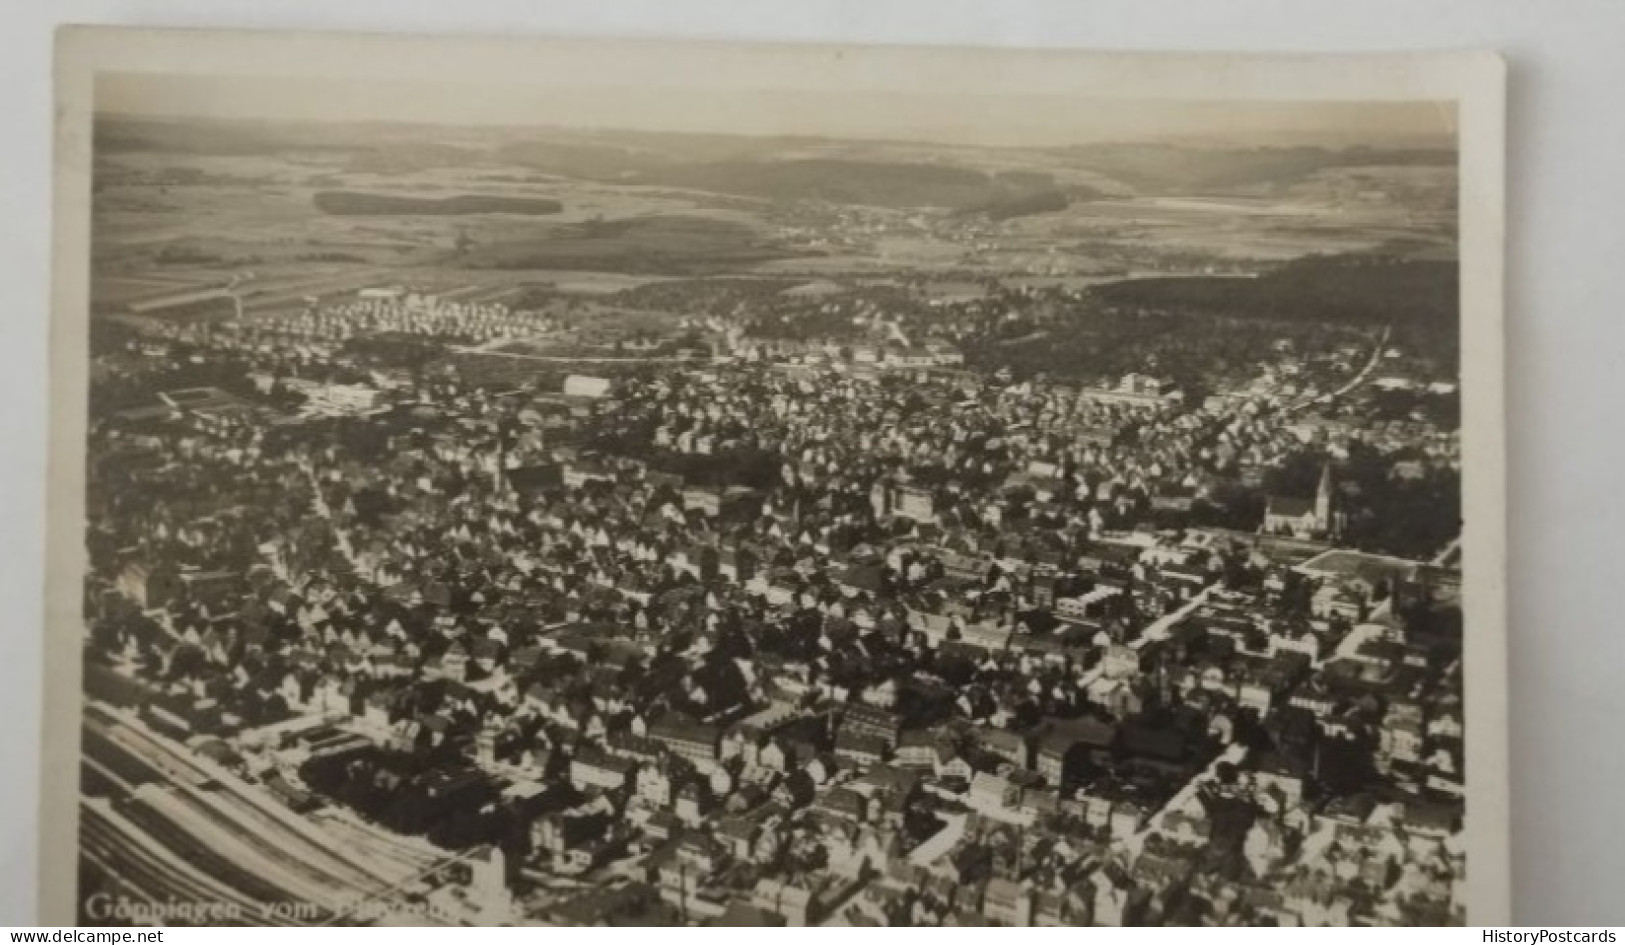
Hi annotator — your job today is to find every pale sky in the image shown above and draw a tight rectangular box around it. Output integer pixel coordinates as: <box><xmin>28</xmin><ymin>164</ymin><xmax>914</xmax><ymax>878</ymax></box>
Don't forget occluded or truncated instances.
<box><xmin>96</xmin><ymin>72</ymin><xmax>1457</xmax><ymax>150</ymax></box>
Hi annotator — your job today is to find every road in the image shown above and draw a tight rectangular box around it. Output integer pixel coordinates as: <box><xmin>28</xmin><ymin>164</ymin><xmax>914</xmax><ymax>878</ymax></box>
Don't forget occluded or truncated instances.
<box><xmin>1429</xmin><ymin>535</ymin><xmax>1462</xmax><ymax>568</ymax></box>
<box><xmin>906</xmin><ymin>812</ymin><xmax>968</xmax><ymax>866</ymax></box>
<box><xmin>1130</xmin><ymin>582</ymin><xmax>1222</xmax><ymax>652</ymax></box>
<box><xmin>1074</xmin><ymin>582</ymin><xmax>1222</xmax><ymax>691</ymax></box>
<box><xmin>1285</xmin><ymin>325</ymin><xmax>1391</xmax><ymax>416</ymax></box>
<box><xmin>1119</xmin><ymin>742</ymin><xmax>1251</xmax><ymax>859</ymax></box>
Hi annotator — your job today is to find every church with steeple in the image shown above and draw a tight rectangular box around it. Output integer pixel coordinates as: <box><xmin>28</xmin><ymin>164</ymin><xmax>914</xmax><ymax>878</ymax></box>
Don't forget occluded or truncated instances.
<box><xmin>1262</xmin><ymin>462</ymin><xmax>1341</xmax><ymax>540</ymax></box>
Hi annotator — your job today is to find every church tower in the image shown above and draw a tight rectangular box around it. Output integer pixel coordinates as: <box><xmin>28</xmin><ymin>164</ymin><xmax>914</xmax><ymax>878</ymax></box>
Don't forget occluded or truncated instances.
<box><xmin>1314</xmin><ymin>463</ymin><xmax>1336</xmax><ymax>538</ymax></box>
<box><xmin>870</xmin><ymin>480</ymin><xmax>892</xmax><ymax>520</ymax></box>
<box><xmin>467</xmin><ymin>844</ymin><xmax>513</xmax><ymax>924</ymax></box>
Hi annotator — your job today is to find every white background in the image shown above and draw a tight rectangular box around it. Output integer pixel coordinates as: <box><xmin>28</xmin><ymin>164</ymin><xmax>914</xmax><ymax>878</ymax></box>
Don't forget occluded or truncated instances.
<box><xmin>3</xmin><ymin>0</ymin><xmax>1622</xmax><ymax>927</ymax></box>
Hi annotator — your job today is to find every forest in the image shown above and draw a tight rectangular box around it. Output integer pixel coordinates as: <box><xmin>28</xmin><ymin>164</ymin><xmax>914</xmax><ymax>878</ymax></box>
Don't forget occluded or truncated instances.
<box><xmin>312</xmin><ymin>191</ymin><xmax>563</xmax><ymax>216</ymax></box>
<box><xmin>1089</xmin><ymin>254</ymin><xmax>1460</xmax><ymax>367</ymax></box>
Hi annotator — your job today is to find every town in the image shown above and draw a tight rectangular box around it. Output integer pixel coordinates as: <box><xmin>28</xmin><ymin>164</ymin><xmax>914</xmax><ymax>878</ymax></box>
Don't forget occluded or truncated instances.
<box><xmin>79</xmin><ymin>260</ymin><xmax>1466</xmax><ymax>927</ymax></box>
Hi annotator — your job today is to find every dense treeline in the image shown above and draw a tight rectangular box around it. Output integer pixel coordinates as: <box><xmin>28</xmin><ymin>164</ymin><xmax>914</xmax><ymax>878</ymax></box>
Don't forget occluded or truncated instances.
<box><xmin>1090</xmin><ymin>254</ymin><xmax>1459</xmax><ymax>370</ymax></box>
<box><xmin>1091</xmin><ymin>255</ymin><xmax>1457</xmax><ymax>331</ymax></box>
<box><xmin>958</xmin><ymin>187</ymin><xmax>1076</xmax><ymax>221</ymax></box>
<box><xmin>964</xmin><ymin>306</ymin><xmax>1366</xmax><ymax>403</ymax></box>
<box><xmin>1264</xmin><ymin>446</ymin><xmax>1461</xmax><ymax>561</ymax></box>
<box><xmin>1059</xmin><ymin>142</ymin><xmax>1456</xmax><ymax>194</ymax></box>
<box><xmin>313</xmin><ymin>191</ymin><xmax>563</xmax><ymax>216</ymax></box>
<box><xmin>646</xmin><ymin>159</ymin><xmax>998</xmax><ymax>209</ymax></box>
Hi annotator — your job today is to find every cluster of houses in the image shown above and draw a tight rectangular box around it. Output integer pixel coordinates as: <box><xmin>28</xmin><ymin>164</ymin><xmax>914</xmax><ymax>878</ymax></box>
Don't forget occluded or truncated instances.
<box><xmin>80</xmin><ymin>294</ymin><xmax>1467</xmax><ymax>927</ymax></box>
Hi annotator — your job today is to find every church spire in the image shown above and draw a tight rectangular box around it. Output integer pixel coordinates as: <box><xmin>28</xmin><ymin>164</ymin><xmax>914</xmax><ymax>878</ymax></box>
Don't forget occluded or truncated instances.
<box><xmin>1315</xmin><ymin>463</ymin><xmax>1335</xmax><ymax>537</ymax></box>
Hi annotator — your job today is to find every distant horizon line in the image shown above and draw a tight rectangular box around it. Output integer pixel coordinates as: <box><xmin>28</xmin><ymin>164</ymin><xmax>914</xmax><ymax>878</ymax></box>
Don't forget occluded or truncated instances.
<box><xmin>92</xmin><ymin>71</ymin><xmax>1458</xmax><ymax>152</ymax></box>
<box><xmin>91</xmin><ymin>109</ymin><xmax>1459</xmax><ymax>155</ymax></box>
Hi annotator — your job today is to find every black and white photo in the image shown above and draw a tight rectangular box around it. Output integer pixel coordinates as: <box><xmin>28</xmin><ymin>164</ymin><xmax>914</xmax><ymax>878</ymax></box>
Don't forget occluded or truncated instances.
<box><xmin>43</xmin><ymin>30</ymin><xmax>1508</xmax><ymax>927</ymax></box>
